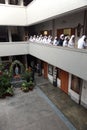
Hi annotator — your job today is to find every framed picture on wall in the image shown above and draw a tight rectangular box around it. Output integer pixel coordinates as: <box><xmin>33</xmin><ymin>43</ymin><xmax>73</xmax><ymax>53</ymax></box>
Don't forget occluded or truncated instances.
<box><xmin>64</xmin><ymin>28</ymin><xmax>71</xmax><ymax>36</ymax></box>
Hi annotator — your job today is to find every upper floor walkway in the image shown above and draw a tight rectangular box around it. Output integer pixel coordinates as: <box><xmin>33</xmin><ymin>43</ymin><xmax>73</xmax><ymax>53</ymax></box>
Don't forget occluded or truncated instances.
<box><xmin>0</xmin><ymin>41</ymin><xmax>87</xmax><ymax>81</ymax></box>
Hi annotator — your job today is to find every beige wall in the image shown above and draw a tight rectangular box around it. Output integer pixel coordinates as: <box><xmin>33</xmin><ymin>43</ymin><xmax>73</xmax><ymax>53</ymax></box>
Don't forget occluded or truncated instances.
<box><xmin>28</xmin><ymin>42</ymin><xmax>87</xmax><ymax>81</ymax></box>
<box><xmin>26</xmin><ymin>0</ymin><xmax>87</xmax><ymax>25</ymax></box>
<box><xmin>0</xmin><ymin>5</ymin><xmax>26</xmax><ymax>26</ymax></box>
<box><xmin>0</xmin><ymin>0</ymin><xmax>87</xmax><ymax>26</ymax></box>
<box><xmin>0</xmin><ymin>42</ymin><xmax>28</xmax><ymax>56</ymax></box>
<box><xmin>34</xmin><ymin>11</ymin><xmax>84</xmax><ymax>45</ymax></box>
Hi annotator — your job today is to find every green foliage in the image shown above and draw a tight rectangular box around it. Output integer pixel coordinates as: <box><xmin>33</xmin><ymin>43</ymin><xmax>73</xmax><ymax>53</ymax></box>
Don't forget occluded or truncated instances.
<box><xmin>6</xmin><ymin>86</ymin><xmax>14</xmax><ymax>96</ymax></box>
<box><xmin>9</xmin><ymin>60</ymin><xmax>25</xmax><ymax>76</ymax></box>
<box><xmin>22</xmin><ymin>71</ymin><xmax>30</xmax><ymax>81</ymax></box>
<box><xmin>0</xmin><ymin>86</ymin><xmax>6</xmax><ymax>97</ymax></box>
<box><xmin>0</xmin><ymin>73</ymin><xmax>11</xmax><ymax>97</ymax></box>
<box><xmin>0</xmin><ymin>64</ymin><xmax>4</xmax><ymax>71</ymax></box>
<box><xmin>0</xmin><ymin>74</ymin><xmax>11</xmax><ymax>89</ymax></box>
<box><xmin>28</xmin><ymin>80</ymin><xmax>34</xmax><ymax>90</ymax></box>
<box><xmin>21</xmin><ymin>81</ymin><xmax>29</xmax><ymax>92</ymax></box>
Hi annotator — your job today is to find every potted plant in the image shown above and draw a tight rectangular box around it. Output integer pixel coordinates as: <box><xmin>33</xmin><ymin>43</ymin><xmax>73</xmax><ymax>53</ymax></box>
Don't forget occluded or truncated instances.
<box><xmin>6</xmin><ymin>86</ymin><xmax>14</xmax><ymax>96</ymax></box>
<box><xmin>0</xmin><ymin>85</ymin><xmax>6</xmax><ymax>98</ymax></box>
<box><xmin>21</xmin><ymin>71</ymin><xmax>30</xmax><ymax>82</ymax></box>
<box><xmin>0</xmin><ymin>73</ymin><xmax>11</xmax><ymax>98</ymax></box>
<box><xmin>28</xmin><ymin>80</ymin><xmax>34</xmax><ymax>90</ymax></box>
<box><xmin>21</xmin><ymin>81</ymin><xmax>29</xmax><ymax>92</ymax></box>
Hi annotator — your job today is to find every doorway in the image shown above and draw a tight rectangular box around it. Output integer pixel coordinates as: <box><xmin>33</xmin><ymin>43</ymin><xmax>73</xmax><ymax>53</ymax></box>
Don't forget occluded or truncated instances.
<box><xmin>59</xmin><ymin>69</ymin><xmax>69</xmax><ymax>94</ymax></box>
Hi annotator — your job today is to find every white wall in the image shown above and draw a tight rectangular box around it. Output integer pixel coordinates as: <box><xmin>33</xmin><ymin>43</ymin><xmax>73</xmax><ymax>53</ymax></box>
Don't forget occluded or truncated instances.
<box><xmin>26</xmin><ymin>0</ymin><xmax>87</xmax><ymax>25</ymax></box>
<box><xmin>0</xmin><ymin>5</ymin><xmax>26</xmax><ymax>26</ymax></box>
<box><xmin>29</xmin><ymin>42</ymin><xmax>87</xmax><ymax>81</ymax></box>
<box><xmin>0</xmin><ymin>0</ymin><xmax>87</xmax><ymax>26</ymax></box>
<box><xmin>0</xmin><ymin>42</ymin><xmax>28</xmax><ymax>56</ymax></box>
<box><xmin>81</xmin><ymin>80</ymin><xmax>87</xmax><ymax>108</ymax></box>
<box><xmin>48</xmin><ymin>74</ymin><xmax>61</xmax><ymax>88</ymax></box>
<box><xmin>48</xmin><ymin>74</ymin><xmax>53</xmax><ymax>84</ymax></box>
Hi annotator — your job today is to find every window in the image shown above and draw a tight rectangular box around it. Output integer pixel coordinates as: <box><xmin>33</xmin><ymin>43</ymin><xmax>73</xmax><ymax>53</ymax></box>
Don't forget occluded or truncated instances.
<box><xmin>9</xmin><ymin>0</ymin><xmax>18</xmax><ymax>5</ymax></box>
<box><xmin>0</xmin><ymin>27</ymin><xmax>8</xmax><ymax>42</ymax></box>
<box><xmin>1</xmin><ymin>57</ymin><xmax>9</xmax><ymax>61</ymax></box>
<box><xmin>71</xmin><ymin>75</ymin><xmax>81</xmax><ymax>94</ymax></box>
<box><xmin>48</xmin><ymin>64</ymin><xmax>53</xmax><ymax>75</ymax></box>
<box><xmin>0</xmin><ymin>0</ymin><xmax>5</xmax><ymax>4</ymax></box>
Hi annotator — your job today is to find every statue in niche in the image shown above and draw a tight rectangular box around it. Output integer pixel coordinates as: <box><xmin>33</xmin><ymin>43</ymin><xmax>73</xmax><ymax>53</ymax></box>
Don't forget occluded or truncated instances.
<box><xmin>15</xmin><ymin>64</ymin><xmax>19</xmax><ymax>75</ymax></box>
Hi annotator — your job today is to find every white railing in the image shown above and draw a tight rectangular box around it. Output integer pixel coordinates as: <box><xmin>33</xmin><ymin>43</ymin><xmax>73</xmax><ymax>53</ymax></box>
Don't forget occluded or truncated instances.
<box><xmin>0</xmin><ymin>41</ymin><xmax>87</xmax><ymax>80</ymax></box>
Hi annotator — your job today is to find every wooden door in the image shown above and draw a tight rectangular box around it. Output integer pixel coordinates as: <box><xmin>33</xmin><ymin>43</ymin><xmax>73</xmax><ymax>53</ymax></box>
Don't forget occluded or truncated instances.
<box><xmin>60</xmin><ymin>70</ymin><xmax>69</xmax><ymax>94</ymax></box>
<box><xmin>57</xmin><ymin>29</ymin><xmax>63</xmax><ymax>38</ymax></box>
<box><xmin>43</xmin><ymin>62</ymin><xmax>48</xmax><ymax>78</ymax></box>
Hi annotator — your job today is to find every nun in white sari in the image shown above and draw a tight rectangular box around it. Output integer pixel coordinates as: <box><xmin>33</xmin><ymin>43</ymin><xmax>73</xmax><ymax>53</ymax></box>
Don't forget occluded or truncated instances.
<box><xmin>68</xmin><ymin>35</ymin><xmax>75</xmax><ymax>48</ymax></box>
<box><xmin>77</xmin><ymin>35</ymin><xmax>87</xmax><ymax>49</ymax></box>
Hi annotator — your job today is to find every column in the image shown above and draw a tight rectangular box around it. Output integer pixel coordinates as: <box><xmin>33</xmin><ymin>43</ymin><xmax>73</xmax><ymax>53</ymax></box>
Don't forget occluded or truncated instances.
<box><xmin>24</xmin><ymin>55</ymin><xmax>28</xmax><ymax>69</ymax></box>
<box><xmin>0</xmin><ymin>57</ymin><xmax>1</xmax><ymax>63</ymax></box>
<box><xmin>8</xmin><ymin>27</ymin><xmax>12</xmax><ymax>42</ymax></box>
<box><xmin>52</xmin><ymin>19</ymin><xmax>56</xmax><ymax>39</ymax></box>
<box><xmin>83</xmin><ymin>10</ymin><xmax>87</xmax><ymax>35</ymax></box>
<box><xmin>19</xmin><ymin>0</ymin><xmax>23</xmax><ymax>6</ymax></box>
<box><xmin>5</xmin><ymin>0</ymin><xmax>9</xmax><ymax>4</ymax></box>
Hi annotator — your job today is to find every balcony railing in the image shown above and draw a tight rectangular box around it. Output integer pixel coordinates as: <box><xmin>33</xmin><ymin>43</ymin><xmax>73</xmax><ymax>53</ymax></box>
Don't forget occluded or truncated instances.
<box><xmin>0</xmin><ymin>41</ymin><xmax>87</xmax><ymax>80</ymax></box>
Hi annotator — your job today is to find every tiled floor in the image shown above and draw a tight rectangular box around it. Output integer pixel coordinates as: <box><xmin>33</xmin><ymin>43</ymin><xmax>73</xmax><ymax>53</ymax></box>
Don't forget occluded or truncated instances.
<box><xmin>0</xmin><ymin>74</ymin><xmax>86</xmax><ymax>130</ymax></box>
<box><xmin>0</xmin><ymin>86</ymin><xmax>75</xmax><ymax>130</ymax></box>
<box><xmin>35</xmin><ymin>75</ymin><xmax>87</xmax><ymax>130</ymax></box>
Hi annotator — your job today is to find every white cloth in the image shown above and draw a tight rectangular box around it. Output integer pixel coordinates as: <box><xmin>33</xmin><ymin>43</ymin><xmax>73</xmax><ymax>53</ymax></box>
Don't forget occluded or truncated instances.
<box><xmin>68</xmin><ymin>35</ymin><xmax>75</xmax><ymax>48</ymax></box>
<box><xmin>63</xmin><ymin>36</ymin><xmax>68</xmax><ymax>47</ymax></box>
<box><xmin>53</xmin><ymin>37</ymin><xmax>58</xmax><ymax>46</ymax></box>
<box><xmin>78</xmin><ymin>35</ymin><xmax>87</xmax><ymax>49</ymax></box>
<box><xmin>60</xmin><ymin>34</ymin><xmax>64</xmax><ymax>40</ymax></box>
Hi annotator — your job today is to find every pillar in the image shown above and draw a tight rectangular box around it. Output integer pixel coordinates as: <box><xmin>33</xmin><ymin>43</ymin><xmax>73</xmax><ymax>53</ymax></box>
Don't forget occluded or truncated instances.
<box><xmin>24</xmin><ymin>55</ymin><xmax>28</xmax><ymax>69</ymax></box>
<box><xmin>8</xmin><ymin>27</ymin><xmax>12</xmax><ymax>42</ymax></box>
<box><xmin>52</xmin><ymin>19</ymin><xmax>56</xmax><ymax>39</ymax></box>
<box><xmin>5</xmin><ymin>0</ymin><xmax>9</xmax><ymax>4</ymax></box>
<box><xmin>18</xmin><ymin>0</ymin><xmax>23</xmax><ymax>6</ymax></box>
<box><xmin>83</xmin><ymin>10</ymin><xmax>87</xmax><ymax>35</ymax></box>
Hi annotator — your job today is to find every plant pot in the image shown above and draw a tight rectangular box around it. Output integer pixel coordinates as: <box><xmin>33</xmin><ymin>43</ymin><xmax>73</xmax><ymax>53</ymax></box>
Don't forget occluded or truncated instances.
<box><xmin>29</xmin><ymin>86</ymin><xmax>34</xmax><ymax>91</ymax></box>
<box><xmin>0</xmin><ymin>94</ymin><xmax>6</xmax><ymax>99</ymax></box>
<box><xmin>5</xmin><ymin>93</ymin><xmax>14</xmax><ymax>97</ymax></box>
<box><xmin>21</xmin><ymin>87</ymin><xmax>29</xmax><ymax>92</ymax></box>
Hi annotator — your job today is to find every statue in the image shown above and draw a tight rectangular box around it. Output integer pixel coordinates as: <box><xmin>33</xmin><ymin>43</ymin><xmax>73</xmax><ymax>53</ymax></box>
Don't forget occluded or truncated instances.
<box><xmin>15</xmin><ymin>65</ymin><xmax>19</xmax><ymax>75</ymax></box>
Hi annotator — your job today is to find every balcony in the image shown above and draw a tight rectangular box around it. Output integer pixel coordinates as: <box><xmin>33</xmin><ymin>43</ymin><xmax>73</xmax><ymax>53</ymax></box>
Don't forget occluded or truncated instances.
<box><xmin>29</xmin><ymin>42</ymin><xmax>87</xmax><ymax>81</ymax></box>
<box><xmin>0</xmin><ymin>41</ymin><xmax>87</xmax><ymax>80</ymax></box>
<box><xmin>0</xmin><ymin>41</ymin><xmax>28</xmax><ymax>56</ymax></box>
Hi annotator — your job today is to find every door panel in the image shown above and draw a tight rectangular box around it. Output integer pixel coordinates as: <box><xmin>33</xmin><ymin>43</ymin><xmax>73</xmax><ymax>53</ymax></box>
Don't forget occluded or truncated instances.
<box><xmin>60</xmin><ymin>70</ymin><xmax>69</xmax><ymax>94</ymax></box>
<box><xmin>44</xmin><ymin>62</ymin><xmax>48</xmax><ymax>78</ymax></box>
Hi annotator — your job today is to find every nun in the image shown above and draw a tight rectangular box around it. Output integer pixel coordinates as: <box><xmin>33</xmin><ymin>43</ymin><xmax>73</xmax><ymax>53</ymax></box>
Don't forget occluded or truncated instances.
<box><xmin>78</xmin><ymin>35</ymin><xmax>87</xmax><ymax>49</ymax></box>
<box><xmin>68</xmin><ymin>35</ymin><xmax>75</xmax><ymax>48</ymax></box>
